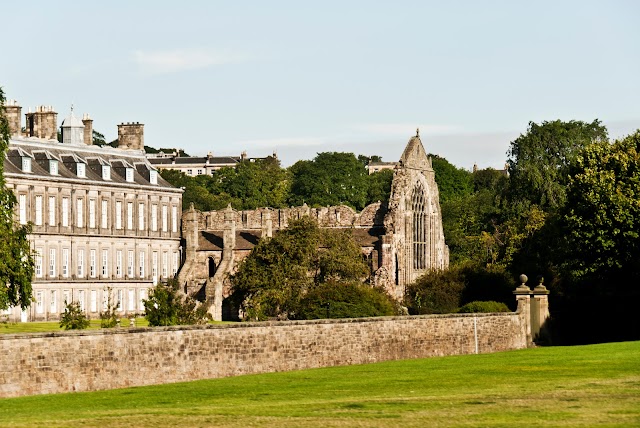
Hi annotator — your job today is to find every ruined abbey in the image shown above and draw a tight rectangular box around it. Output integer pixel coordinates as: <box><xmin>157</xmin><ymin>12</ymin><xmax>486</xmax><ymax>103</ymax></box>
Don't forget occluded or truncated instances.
<box><xmin>178</xmin><ymin>131</ymin><xmax>449</xmax><ymax>320</ymax></box>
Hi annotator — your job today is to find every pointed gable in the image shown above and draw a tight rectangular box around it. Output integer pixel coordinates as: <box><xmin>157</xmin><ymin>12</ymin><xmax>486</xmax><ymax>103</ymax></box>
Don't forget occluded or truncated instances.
<box><xmin>399</xmin><ymin>130</ymin><xmax>432</xmax><ymax>171</ymax></box>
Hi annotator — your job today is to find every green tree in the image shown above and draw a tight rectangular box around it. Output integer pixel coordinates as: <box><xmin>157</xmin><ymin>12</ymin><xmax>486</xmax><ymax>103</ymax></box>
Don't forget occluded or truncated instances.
<box><xmin>99</xmin><ymin>287</ymin><xmax>118</xmax><ymax>328</ymax></box>
<box><xmin>144</xmin><ymin>279</ymin><xmax>210</xmax><ymax>326</ymax></box>
<box><xmin>59</xmin><ymin>302</ymin><xmax>90</xmax><ymax>330</ymax></box>
<box><xmin>562</xmin><ymin>131</ymin><xmax>640</xmax><ymax>281</ymax></box>
<box><xmin>366</xmin><ymin>169</ymin><xmax>393</xmax><ymax>205</ymax></box>
<box><xmin>506</xmin><ymin>120</ymin><xmax>608</xmax><ymax>213</ymax></box>
<box><xmin>229</xmin><ymin>217</ymin><xmax>371</xmax><ymax>321</ymax></box>
<box><xmin>289</xmin><ymin>152</ymin><xmax>369</xmax><ymax>210</ymax></box>
<box><xmin>0</xmin><ymin>87</ymin><xmax>34</xmax><ymax>311</ymax></box>
<box><xmin>430</xmin><ymin>154</ymin><xmax>473</xmax><ymax>203</ymax></box>
<box><xmin>92</xmin><ymin>130</ymin><xmax>106</xmax><ymax>146</ymax></box>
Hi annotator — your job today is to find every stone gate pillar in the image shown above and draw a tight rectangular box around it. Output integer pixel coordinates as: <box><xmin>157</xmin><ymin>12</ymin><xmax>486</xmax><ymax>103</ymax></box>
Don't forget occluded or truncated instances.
<box><xmin>531</xmin><ymin>277</ymin><xmax>551</xmax><ymax>342</ymax></box>
<box><xmin>514</xmin><ymin>274</ymin><xmax>532</xmax><ymax>345</ymax></box>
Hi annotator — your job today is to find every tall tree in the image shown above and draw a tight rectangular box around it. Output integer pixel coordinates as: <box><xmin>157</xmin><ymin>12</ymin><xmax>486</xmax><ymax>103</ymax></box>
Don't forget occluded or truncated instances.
<box><xmin>506</xmin><ymin>120</ymin><xmax>608</xmax><ymax>213</ymax></box>
<box><xmin>430</xmin><ymin>154</ymin><xmax>473</xmax><ymax>203</ymax></box>
<box><xmin>562</xmin><ymin>131</ymin><xmax>640</xmax><ymax>282</ymax></box>
<box><xmin>0</xmin><ymin>87</ymin><xmax>34</xmax><ymax>310</ymax></box>
<box><xmin>288</xmin><ymin>152</ymin><xmax>369</xmax><ymax>210</ymax></box>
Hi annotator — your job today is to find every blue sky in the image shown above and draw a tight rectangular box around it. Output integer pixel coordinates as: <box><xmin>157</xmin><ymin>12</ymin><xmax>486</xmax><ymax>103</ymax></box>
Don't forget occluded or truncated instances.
<box><xmin>3</xmin><ymin>1</ymin><xmax>639</xmax><ymax>169</ymax></box>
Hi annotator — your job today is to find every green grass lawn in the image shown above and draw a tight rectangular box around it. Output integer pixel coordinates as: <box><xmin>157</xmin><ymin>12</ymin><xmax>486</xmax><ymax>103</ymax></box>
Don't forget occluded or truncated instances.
<box><xmin>0</xmin><ymin>341</ymin><xmax>638</xmax><ymax>427</ymax></box>
<box><xmin>0</xmin><ymin>318</ymin><xmax>150</xmax><ymax>333</ymax></box>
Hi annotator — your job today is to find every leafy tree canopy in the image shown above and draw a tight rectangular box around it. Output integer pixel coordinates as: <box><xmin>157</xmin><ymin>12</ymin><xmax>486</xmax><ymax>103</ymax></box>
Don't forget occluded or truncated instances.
<box><xmin>430</xmin><ymin>154</ymin><xmax>473</xmax><ymax>203</ymax></box>
<box><xmin>229</xmin><ymin>217</ymin><xmax>372</xmax><ymax>320</ymax></box>
<box><xmin>506</xmin><ymin>119</ymin><xmax>608</xmax><ymax>213</ymax></box>
<box><xmin>0</xmin><ymin>87</ymin><xmax>34</xmax><ymax>310</ymax></box>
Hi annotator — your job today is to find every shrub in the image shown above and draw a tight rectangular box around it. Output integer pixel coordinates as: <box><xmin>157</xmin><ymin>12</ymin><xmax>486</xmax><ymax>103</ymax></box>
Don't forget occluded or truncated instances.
<box><xmin>99</xmin><ymin>287</ymin><xmax>118</xmax><ymax>328</ymax></box>
<box><xmin>457</xmin><ymin>301</ymin><xmax>510</xmax><ymax>313</ymax></box>
<box><xmin>60</xmin><ymin>302</ymin><xmax>89</xmax><ymax>330</ymax></box>
<box><xmin>405</xmin><ymin>267</ymin><xmax>465</xmax><ymax>314</ymax></box>
<box><xmin>144</xmin><ymin>279</ymin><xmax>211</xmax><ymax>326</ymax></box>
<box><xmin>295</xmin><ymin>281</ymin><xmax>398</xmax><ymax>320</ymax></box>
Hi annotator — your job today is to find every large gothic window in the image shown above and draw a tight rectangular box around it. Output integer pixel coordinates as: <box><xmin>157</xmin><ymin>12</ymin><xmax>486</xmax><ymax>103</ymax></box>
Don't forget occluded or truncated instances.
<box><xmin>412</xmin><ymin>184</ymin><xmax>427</xmax><ymax>270</ymax></box>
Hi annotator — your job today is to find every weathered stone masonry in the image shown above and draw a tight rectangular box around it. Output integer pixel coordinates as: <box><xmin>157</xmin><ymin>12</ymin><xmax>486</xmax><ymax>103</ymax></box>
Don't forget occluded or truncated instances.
<box><xmin>0</xmin><ymin>309</ymin><xmax>532</xmax><ymax>398</ymax></box>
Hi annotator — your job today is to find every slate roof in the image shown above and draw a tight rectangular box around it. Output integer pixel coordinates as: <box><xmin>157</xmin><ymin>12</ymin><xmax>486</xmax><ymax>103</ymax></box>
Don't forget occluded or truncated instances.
<box><xmin>5</xmin><ymin>137</ymin><xmax>178</xmax><ymax>190</ymax></box>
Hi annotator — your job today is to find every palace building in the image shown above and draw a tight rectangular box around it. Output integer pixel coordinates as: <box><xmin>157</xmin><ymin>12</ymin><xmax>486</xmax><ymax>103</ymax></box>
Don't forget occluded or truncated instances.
<box><xmin>2</xmin><ymin>101</ymin><xmax>182</xmax><ymax>322</ymax></box>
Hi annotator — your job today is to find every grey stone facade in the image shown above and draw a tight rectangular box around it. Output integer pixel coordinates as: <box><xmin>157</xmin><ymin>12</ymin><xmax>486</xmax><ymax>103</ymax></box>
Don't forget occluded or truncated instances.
<box><xmin>2</xmin><ymin>102</ymin><xmax>183</xmax><ymax>322</ymax></box>
<box><xmin>178</xmin><ymin>132</ymin><xmax>449</xmax><ymax>319</ymax></box>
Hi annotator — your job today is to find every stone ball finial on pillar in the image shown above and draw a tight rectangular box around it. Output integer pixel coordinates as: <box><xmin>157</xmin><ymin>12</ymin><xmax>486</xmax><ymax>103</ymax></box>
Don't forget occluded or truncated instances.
<box><xmin>534</xmin><ymin>275</ymin><xmax>548</xmax><ymax>292</ymax></box>
<box><xmin>515</xmin><ymin>274</ymin><xmax>530</xmax><ymax>293</ymax></box>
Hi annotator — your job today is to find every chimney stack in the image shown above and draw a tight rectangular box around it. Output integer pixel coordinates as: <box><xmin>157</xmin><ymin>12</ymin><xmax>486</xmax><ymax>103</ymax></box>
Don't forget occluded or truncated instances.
<box><xmin>4</xmin><ymin>99</ymin><xmax>22</xmax><ymax>137</ymax></box>
<box><xmin>82</xmin><ymin>113</ymin><xmax>93</xmax><ymax>146</ymax></box>
<box><xmin>117</xmin><ymin>122</ymin><xmax>144</xmax><ymax>150</ymax></box>
<box><xmin>25</xmin><ymin>105</ymin><xmax>58</xmax><ymax>140</ymax></box>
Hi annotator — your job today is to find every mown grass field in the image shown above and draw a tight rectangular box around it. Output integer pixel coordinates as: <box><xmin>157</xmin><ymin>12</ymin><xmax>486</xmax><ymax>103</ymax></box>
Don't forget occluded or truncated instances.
<box><xmin>0</xmin><ymin>318</ymin><xmax>150</xmax><ymax>334</ymax></box>
<box><xmin>0</xmin><ymin>341</ymin><xmax>638</xmax><ymax>427</ymax></box>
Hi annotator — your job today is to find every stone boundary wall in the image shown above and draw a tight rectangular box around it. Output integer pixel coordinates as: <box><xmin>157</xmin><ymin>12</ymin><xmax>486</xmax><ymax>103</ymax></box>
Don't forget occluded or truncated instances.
<box><xmin>0</xmin><ymin>312</ymin><xmax>527</xmax><ymax>398</ymax></box>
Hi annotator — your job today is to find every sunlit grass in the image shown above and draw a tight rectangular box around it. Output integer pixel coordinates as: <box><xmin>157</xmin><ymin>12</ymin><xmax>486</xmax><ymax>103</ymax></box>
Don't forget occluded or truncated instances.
<box><xmin>0</xmin><ymin>341</ymin><xmax>638</xmax><ymax>427</ymax></box>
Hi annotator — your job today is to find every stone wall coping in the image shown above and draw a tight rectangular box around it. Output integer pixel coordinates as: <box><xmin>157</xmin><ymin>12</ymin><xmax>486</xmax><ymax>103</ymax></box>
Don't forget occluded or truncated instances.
<box><xmin>0</xmin><ymin>312</ymin><xmax>518</xmax><ymax>341</ymax></box>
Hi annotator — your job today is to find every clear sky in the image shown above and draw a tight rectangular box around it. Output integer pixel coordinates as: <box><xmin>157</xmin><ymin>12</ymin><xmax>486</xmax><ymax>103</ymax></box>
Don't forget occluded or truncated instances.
<box><xmin>3</xmin><ymin>1</ymin><xmax>639</xmax><ymax>169</ymax></box>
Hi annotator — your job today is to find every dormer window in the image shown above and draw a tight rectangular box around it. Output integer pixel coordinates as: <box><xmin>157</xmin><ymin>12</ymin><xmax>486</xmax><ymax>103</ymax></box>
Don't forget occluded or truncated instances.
<box><xmin>22</xmin><ymin>157</ymin><xmax>31</xmax><ymax>173</ymax></box>
<box><xmin>49</xmin><ymin>159</ymin><xmax>58</xmax><ymax>175</ymax></box>
<box><xmin>126</xmin><ymin>167</ymin><xmax>134</xmax><ymax>183</ymax></box>
<box><xmin>77</xmin><ymin>163</ymin><xmax>86</xmax><ymax>178</ymax></box>
<box><xmin>149</xmin><ymin>169</ymin><xmax>158</xmax><ymax>185</ymax></box>
<box><xmin>102</xmin><ymin>165</ymin><xmax>111</xmax><ymax>180</ymax></box>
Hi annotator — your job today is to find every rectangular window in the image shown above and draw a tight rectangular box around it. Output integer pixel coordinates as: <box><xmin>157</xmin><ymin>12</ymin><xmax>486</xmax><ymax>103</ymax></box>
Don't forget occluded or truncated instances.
<box><xmin>197</xmin><ymin>169</ymin><xmax>203</xmax><ymax>175</ymax></box>
<box><xmin>138</xmin><ymin>203</ymin><xmax>145</xmax><ymax>230</ymax></box>
<box><xmin>186</xmin><ymin>169</ymin><xmax>192</xmax><ymax>176</ymax></box>
<box><xmin>35</xmin><ymin>195</ymin><xmax>43</xmax><ymax>226</ymax></box>
<box><xmin>116</xmin><ymin>250</ymin><xmax>123</xmax><ymax>278</ymax></box>
<box><xmin>172</xmin><ymin>252</ymin><xmax>179</xmax><ymax>276</ymax></box>
<box><xmin>50</xmin><ymin>290</ymin><xmax>57</xmax><ymax>314</ymax></box>
<box><xmin>139</xmin><ymin>251</ymin><xmax>145</xmax><ymax>278</ymax></box>
<box><xmin>19</xmin><ymin>194</ymin><xmax>26</xmax><ymax>224</ymax></box>
<box><xmin>152</xmin><ymin>252</ymin><xmax>158</xmax><ymax>284</ymax></box>
<box><xmin>89</xmin><ymin>199</ymin><xmax>96</xmax><ymax>228</ymax></box>
<box><xmin>90</xmin><ymin>290</ymin><xmax>97</xmax><ymax>313</ymax></box>
<box><xmin>162</xmin><ymin>251</ymin><xmax>168</xmax><ymax>278</ymax></box>
<box><xmin>115</xmin><ymin>201</ymin><xmax>122</xmax><ymax>229</ymax></box>
<box><xmin>62</xmin><ymin>197</ymin><xmax>69</xmax><ymax>227</ymax></box>
<box><xmin>102</xmin><ymin>165</ymin><xmax>111</xmax><ymax>180</ymax></box>
<box><xmin>78</xmin><ymin>290</ymin><xmax>85</xmax><ymax>312</ymax></box>
<box><xmin>36</xmin><ymin>291</ymin><xmax>44</xmax><ymax>314</ymax></box>
<box><xmin>126</xmin><ymin>168</ymin><xmax>134</xmax><ymax>182</ymax></box>
<box><xmin>103</xmin><ymin>290</ymin><xmax>109</xmax><ymax>312</ymax></box>
<box><xmin>149</xmin><ymin>170</ymin><xmax>158</xmax><ymax>185</ymax></box>
<box><xmin>63</xmin><ymin>290</ymin><xmax>70</xmax><ymax>305</ymax></box>
<box><xmin>117</xmin><ymin>289</ymin><xmax>123</xmax><ymax>311</ymax></box>
<box><xmin>76</xmin><ymin>198</ymin><xmax>84</xmax><ymax>228</ymax></box>
<box><xmin>127</xmin><ymin>250</ymin><xmax>134</xmax><ymax>277</ymax></box>
<box><xmin>162</xmin><ymin>205</ymin><xmax>168</xmax><ymax>232</ymax></box>
<box><xmin>77</xmin><ymin>162</ymin><xmax>85</xmax><ymax>178</ymax></box>
<box><xmin>62</xmin><ymin>248</ymin><xmax>69</xmax><ymax>278</ymax></box>
<box><xmin>48</xmin><ymin>196</ymin><xmax>56</xmax><ymax>226</ymax></box>
<box><xmin>90</xmin><ymin>249</ymin><xmax>96</xmax><ymax>278</ymax></box>
<box><xmin>35</xmin><ymin>248</ymin><xmax>43</xmax><ymax>278</ymax></box>
<box><xmin>102</xmin><ymin>249</ymin><xmax>108</xmax><ymax>277</ymax></box>
<box><xmin>151</xmin><ymin>204</ymin><xmax>158</xmax><ymax>231</ymax></box>
<box><xmin>128</xmin><ymin>289</ymin><xmax>135</xmax><ymax>311</ymax></box>
<box><xmin>172</xmin><ymin>206</ymin><xmax>178</xmax><ymax>233</ymax></box>
<box><xmin>101</xmin><ymin>200</ymin><xmax>108</xmax><ymax>229</ymax></box>
<box><xmin>139</xmin><ymin>289</ymin><xmax>147</xmax><ymax>311</ymax></box>
<box><xmin>49</xmin><ymin>248</ymin><xmax>56</xmax><ymax>277</ymax></box>
<box><xmin>50</xmin><ymin>159</ymin><xmax>58</xmax><ymax>175</ymax></box>
<box><xmin>127</xmin><ymin>202</ymin><xmax>133</xmax><ymax>230</ymax></box>
<box><xmin>77</xmin><ymin>249</ymin><xmax>84</xmax><ymax>278</ymax></box>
